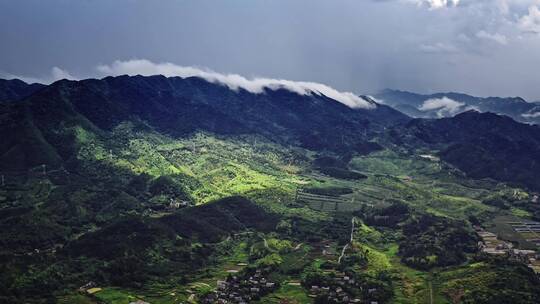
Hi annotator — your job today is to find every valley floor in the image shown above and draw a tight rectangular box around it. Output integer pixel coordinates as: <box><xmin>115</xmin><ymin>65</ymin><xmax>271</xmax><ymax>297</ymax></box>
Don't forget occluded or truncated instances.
<box><xmin>2</xmin><ymin>131</ymin><xmax>540</xmax><ymax>304</ymax></box>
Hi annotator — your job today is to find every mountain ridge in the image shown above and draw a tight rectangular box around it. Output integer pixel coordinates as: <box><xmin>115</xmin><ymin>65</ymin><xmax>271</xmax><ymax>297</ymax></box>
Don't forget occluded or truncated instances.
<box><xmin>0</xmin><ymin>75</ymin><xmax>409</xmax><ymax>172</ymax></box>
<box><xmin>2</xmin><ymin>76</ymin><xmax>540</xmax><ymax>191</ymax></box>
<box><xmin>395</xmin><ymin>110</ymin><xmax>540</xmax><ymax>190</ymax></box>
<box><xmin>0</xmin><ymin>79</ymin><xmax>45</xmax><ymax>102</ymax></box>
<box><xmin>375</xmin><ymin>88</ymin><xmax>540</xmax><ymax>124</ymax></box>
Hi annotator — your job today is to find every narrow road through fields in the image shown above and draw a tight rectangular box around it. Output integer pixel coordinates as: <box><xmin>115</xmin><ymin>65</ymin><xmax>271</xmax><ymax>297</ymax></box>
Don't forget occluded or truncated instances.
<box><xmin>338</xmin><ymin>244</ymin><xmax>349</xmax><ymax>264</ymax></box>
<box><xmin>338</xmin><ymin>217</ymin><xmax>356</xmax><ymax>264</ymax></box>
<box><xmin>429</xmin><ymin>280</ymin><xmax>433</xmax><ymax>304</ymax></box>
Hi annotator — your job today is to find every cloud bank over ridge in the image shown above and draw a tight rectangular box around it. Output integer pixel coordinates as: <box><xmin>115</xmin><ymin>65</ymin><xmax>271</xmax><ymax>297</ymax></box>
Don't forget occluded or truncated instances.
<box><xmin>96</xmin><ymin>59</ymin><xmax>376</xmax><ymax>109</ymax></box>
<box><xmin>418</xmin><ymin>96</ymin><xmax>472</xmax><ymax>117</ymax></box>
<box><xmin>2</xmin><ymin>0</ymin><xmax>540</xmax><ymax>100</ymax></box>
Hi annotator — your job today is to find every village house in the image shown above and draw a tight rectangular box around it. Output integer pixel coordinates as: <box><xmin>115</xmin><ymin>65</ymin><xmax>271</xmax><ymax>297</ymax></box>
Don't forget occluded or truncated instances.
<box><xmin>308</xmin><ymin>271</ymin><xmax>381</xmax><ymax>303</ymax></box>
<box><xmin>168</xmin><ymin>198</ymin><xmax>190</xmax><ymax>209</ymax></box>
<box><xmin>477</xmin><ymin>227</ymin><xmax>540</xmax><ymax>275</ymax></box>
<box><xmin>77</xmin><ymin>281</ymin><xmax>96</xmax><ymax>293</ymax></box>
<box><xmin>202</xmin><ymin>268</ymin><xmax>277</xmax><ymax>304</ymax></box>
<box><xmin>511</xmin><ymin>249</ymin><xmax>537</xmax><ymax>263</ymax></box>
<box><xmin>477</xmin><ymin>228</ymin><xmax>513</xmax><ymax>255</ymax></box>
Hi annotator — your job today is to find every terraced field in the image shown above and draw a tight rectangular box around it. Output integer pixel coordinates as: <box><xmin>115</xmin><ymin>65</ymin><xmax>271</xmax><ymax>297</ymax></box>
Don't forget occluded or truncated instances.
<box><xmin>2</xmin><ymin>129</ymin><xmax>539</xmax><ymax>304</ymax></box>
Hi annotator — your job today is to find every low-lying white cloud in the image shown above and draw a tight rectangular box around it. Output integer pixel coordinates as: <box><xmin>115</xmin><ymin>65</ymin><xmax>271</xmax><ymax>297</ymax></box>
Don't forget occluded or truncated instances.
<box><xmin>418</xmin><ymin>96</ymin><xmax>466</xmax><ymax>117</ymax></box>
<box><xmin>96</xmin><ymin>59</ymin><xmax>375</xmax><ymax>109</ymax></box>
<box><xmin>50</xmin><ymin>67</ymin><xmax>76</xmax><ymax>82</ymax></box>
<box><xmin>522</xmin><ymin>111</ymin><xmax>540</xmax><ymax>118</ymax></box>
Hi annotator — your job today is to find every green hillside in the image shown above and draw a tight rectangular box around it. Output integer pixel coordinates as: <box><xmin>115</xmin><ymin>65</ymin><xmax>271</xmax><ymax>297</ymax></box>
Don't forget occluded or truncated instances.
<box><xmin>1</xmin><ymin>76</ymin><xmax>539</xmax><ymax>304</ymax></box>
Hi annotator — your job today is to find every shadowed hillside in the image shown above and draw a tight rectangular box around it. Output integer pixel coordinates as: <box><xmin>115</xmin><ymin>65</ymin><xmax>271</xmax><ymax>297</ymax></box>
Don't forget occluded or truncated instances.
<box><xmin>0</xmin><ymin>75</ymin><xmax>408</xmax><ymax>172</ymax></box>
<box><xmin>398</xmin><ymin>111</ymin><xmax>540</xmax><ymax>190</ymax></box>
<box><xmin>0</xmin><ymin>79</ymin><xmax>45</xmax><ymax>102</ymax></box>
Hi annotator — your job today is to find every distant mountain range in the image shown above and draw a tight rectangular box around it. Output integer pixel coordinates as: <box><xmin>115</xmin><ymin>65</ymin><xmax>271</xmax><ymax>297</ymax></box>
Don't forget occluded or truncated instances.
<box><xmin>375</xmin><ymin>89</ymin><xmax>540</xmax><ymax>125</ymax></box>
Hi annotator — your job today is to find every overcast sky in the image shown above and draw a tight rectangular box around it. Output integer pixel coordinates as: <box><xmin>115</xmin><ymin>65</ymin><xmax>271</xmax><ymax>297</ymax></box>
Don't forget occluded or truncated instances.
<box><xmin>1</xmin><ymin>0</ymin><xmax>540</xmax><ymax>100</ymax></box>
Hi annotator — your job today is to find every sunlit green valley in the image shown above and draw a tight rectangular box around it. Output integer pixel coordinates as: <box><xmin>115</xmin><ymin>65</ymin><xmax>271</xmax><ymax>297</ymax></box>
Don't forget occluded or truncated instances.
<box><xmin>3</xmin><ymin>115</ymin><xmax>539</xmax><ymax>304</ymax></box>
<box><xmin>1</xmin><ymin>72</ymin><xmax>540</xmax><ymax>304</ymax></box>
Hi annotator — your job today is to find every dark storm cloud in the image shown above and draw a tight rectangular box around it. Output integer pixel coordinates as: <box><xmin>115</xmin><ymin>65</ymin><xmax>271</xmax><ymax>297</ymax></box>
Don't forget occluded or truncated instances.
<box><xmin>0</xmin><ymin>0</ymin><xmax>539</xmax><ymax>100</ymax></box>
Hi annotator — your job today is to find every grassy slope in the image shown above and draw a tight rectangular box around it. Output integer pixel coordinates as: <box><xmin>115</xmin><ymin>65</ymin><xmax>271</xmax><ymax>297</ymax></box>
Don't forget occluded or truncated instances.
<box><xmin>349</xmin><ymin>150</ymin><xmax>495</xmax><ymax>219</ymax></box>
<box><xmin>2</xmin><ymin>119</ymin><xmax>537</xmax><ymax>304</ymax></box>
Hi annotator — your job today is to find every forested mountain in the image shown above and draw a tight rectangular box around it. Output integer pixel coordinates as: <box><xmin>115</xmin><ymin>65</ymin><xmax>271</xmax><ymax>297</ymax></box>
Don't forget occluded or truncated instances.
<box><xmin>395</xmin><ymin>111</ymin><xmax>540</xmax><ymax>191</ymax></box>
<box><xmin>0</xmin><ymin>75</ymin><xmax>408</xmax><ymax>172</ymax></box>
<box><xmin>0</xmin><ymin>79</ymin><xmax>45</xmax><ymax>102</ymax></box>
<box><xmin>376</xmin><ymin>89</ymin><xmax>540</xmax><ymax>125</ymax></box>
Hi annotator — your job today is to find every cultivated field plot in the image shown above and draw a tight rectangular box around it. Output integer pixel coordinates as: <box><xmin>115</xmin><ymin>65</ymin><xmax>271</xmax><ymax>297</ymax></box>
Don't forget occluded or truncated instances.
<box><xmin>490</xmin><ymin>216</ymin><xmax>540</xmax><ymax>249</ymax></box>
<box><xmin>296</xmin><ymin>189</ymin><xmax>366</xmax><ymax>212</ymax></box>
<box><xmin>508</xmin><ymin>220</ymin><xmax>540</xmax><ymax>246</ymax></box>
<box><xmin>509</xmin><ymin>220</ymin><xmax>540</xmax><ymax>233</ymax></box>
